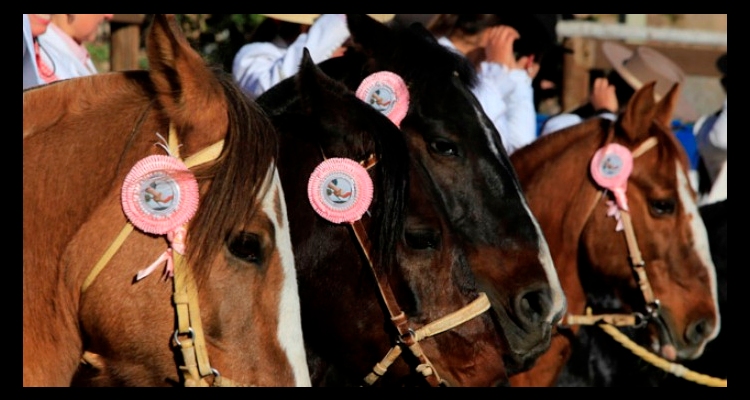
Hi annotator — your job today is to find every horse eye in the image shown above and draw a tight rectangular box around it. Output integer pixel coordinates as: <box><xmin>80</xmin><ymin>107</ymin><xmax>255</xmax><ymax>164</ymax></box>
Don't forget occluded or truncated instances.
<box><xmin>227</xmin><ymin>232</ymin><xmax>263</xmax><ymax>264</ymax></box>
<box><xmin>649</xmin><ymin>198</ymin><xmax>676</xmax><ymax>217</ymax></box>
<box><xmin>405</xmin><ymin>229</ymin><xmax>441</xmax><ymax>250</ymax></box>
<box><xmin>429</xmin><ymin>139</ymin><xmax>459</xmax><ymax>156</ymax></box>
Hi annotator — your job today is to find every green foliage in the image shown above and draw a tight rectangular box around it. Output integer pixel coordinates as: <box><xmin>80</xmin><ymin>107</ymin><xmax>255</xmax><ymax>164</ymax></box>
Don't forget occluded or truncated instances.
<box><xmin>99</xmin><ymin>14</ymin><xmax>266</xmax><ymax>73</ymax></box>
<box><xmin>86</xmin><ymin>42</ymin><xmax>110</xmax><ymax>73</ymax></box>
<box><xmin>175</xmin><ymin>14</ymin><xmax>266</xmax><ymax>72</ymax></box>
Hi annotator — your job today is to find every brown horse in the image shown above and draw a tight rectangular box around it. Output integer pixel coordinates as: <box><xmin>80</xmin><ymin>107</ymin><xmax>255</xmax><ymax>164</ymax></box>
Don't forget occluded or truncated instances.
<box><xmin>260</xmin><ymin>50</ymin><xmax>511</xmax><ymax>386</ymax></box>
<box><xmin>317</xmin><ymin>15</ymin><xmax>567</xmax><ymax>375</ymax></box>
<box><xmin>508</xmin><ymin>82</ymin><xmax>721</xmax><ymax>386</ymax></box>
<box><xmin>23</xmin><ymin>14</ymin><xmax>310</xmax><ymax>386</ymax></box>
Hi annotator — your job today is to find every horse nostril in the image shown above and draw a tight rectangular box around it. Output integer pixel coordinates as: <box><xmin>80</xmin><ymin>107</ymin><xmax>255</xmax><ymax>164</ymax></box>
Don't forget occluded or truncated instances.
<box><xmin>685</xmin><ymin>318</ymin><xmax>714</xmax><ymax>345</ymax></box>
<box><xmin>515</xmin><ymin>286</ymin><xmax>552</xmax><ymax>327</ymax></box>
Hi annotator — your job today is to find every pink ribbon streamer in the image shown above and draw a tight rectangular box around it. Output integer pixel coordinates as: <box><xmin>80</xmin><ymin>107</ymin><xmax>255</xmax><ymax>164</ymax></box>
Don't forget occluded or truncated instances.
<box><xmin>135</xmin><ymin>225</ymin><xmax>187</xmax><ymax>281</ymax></box>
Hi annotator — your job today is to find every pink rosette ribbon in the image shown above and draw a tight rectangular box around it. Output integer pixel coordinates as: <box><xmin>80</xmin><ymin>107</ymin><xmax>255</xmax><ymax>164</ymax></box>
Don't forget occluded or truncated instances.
<box><xmin>355</xmin><ymin>71</ymin><xmax>410</xmax><ymax>127</ymax></box>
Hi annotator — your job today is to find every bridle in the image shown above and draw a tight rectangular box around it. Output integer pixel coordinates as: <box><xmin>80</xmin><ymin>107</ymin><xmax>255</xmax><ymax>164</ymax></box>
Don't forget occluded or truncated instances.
<box><xmin>325</xmin><ymin>150</ymin><xmax>492</xmax><ymax>387</ymax></box>
<box><xmin>556</xmin><ymin>134</ymin><xmax>728</xmax><ymax>387</ymax></box>
<box><xmin>80</xmin><ymin>123</ymin><xmax>246</xmax><ymax>387</ymax></box>
<box><xmin>559</xmin><ymin>136</ymin><xmax>665</xmax><ymax>332</ymax></box>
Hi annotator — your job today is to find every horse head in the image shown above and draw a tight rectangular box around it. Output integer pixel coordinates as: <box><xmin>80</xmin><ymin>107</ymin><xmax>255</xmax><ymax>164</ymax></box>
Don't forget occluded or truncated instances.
<box><xmin>23</xmin><ymin>14</ymin><xmax>309</xmax><ymax>387</ymax></box>
<box><xmin>509</xmin><ymin>81</ymin><xmax>720</xmax><ymax>386</ymax></box>
<box><xmin>584</xmin><ymin>82</ymin><xmax>720</xmax><ymax>359</ymax></box>
<box><xmin>260</xmin><ymin>49</ymin><xmax>514</xmax><ymax>386</ymax></box>
<box><xmin>318</xmin><ymin>14</ymin><xmax>567</xmax><ymax>374</ymax></box>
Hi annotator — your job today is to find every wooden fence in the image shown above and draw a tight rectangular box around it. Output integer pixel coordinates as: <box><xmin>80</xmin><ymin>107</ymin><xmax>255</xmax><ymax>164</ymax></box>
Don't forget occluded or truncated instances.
<box><xmin>556</xmin><ymin>20</ymin><xmax>727</xmax><ymax>111</ymax></box>
<box><xmin>109</xmin><ymin>14</ymin><xmax>147</xmax><ymax>71</ymax></box>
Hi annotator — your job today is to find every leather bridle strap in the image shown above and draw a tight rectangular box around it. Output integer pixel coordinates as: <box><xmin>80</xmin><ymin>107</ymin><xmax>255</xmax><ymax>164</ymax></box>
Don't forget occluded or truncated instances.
<box><xmin>348</xmin><ymin>220</ymin><xmax>443</xmax><ymax>387</ymax></box>
<box><xmin>561</xmin><ymin>136</ymin><xmax>660</xmax><ymax>328</ymax></box>
<box><xmin>363</xmin><ymin>293</ymin><xmax>490</xmax><ymax>385</ymax></box>
<box><xmin>81</xmin><ymin>123</ymin><xmax>243</xmax><ymax>386</ymax></box>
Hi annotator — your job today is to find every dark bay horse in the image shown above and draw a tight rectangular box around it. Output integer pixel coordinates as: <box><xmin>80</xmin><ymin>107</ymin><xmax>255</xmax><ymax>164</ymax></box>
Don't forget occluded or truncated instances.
<box><xmin>23</xmin><ymin>14</ymin><xmax>309</xmax><ymax>386</ymax></box>
<box><xmin>315</xmin><ymin>14</ymin><xmax>567</xmax><ymax>375</ymax></box>
<box><xmin>259</xmin><ymin>51</ymin><xmax>509</xmax><ymax>386</ymax></box>
<box><xmin>508</xmin><ymin>82</ymin><xmax>721</xmax><ymax>386</ymax></box>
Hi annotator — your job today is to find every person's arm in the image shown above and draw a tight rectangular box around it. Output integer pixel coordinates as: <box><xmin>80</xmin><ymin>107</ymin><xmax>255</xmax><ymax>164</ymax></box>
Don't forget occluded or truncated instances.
<box><xmin>539</xmin><ymin>113</ymin><xmax>583</xmax><ymax>136</ymax></box>
<box><xmin>708</xmin><ymin>98</ymin><xmax>727</xmax><ymax>150</ymax></box>
<box><xmin>232</xmin><ymin>14</ymin><xmax>349</xmax><ymax>99</ymax></box>
<box><xmin>589</xmin><ymin>77</ymin><xmax>618</xmax><ymax>122</ymax></box>
<box><xmin>23</xmin><ymin>14</ymin><xmax>43</xmax><ymax>90</ymax></box>
<box><xmin>479</xmin><ymin>25</ymin><xmax>536</xmax><ymax>154</ymax></box>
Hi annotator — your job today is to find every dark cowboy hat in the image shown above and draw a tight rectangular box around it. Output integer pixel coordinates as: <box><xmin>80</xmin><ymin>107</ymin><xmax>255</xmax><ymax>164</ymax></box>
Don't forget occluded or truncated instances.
<box><xmin>602</xmin><ymin>41</ymin><xmax>697</xmax><ymax>121</ymax></box>
<box><xmin>716</xmin><ymin>52</ymin><xmax>726</xmax><ymax>75</ymax></box>
<box><xmin>495</xmin><ymin>14</ymin><xmax>569</xmax><ymax>59</ymax></box>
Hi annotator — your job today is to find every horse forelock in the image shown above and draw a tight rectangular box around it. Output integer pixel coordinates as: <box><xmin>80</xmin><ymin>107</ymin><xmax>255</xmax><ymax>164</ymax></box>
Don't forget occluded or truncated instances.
<box><xmin>186</xmin><ymin>73</ymin><xmax>279</xmax><ymax>281</ymax></box>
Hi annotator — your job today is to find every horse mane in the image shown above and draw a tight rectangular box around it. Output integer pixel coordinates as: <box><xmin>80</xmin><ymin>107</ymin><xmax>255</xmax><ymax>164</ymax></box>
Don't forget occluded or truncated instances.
<box><xmin>259</xmin><ymin>52</ymin><xmax>410</xmax><ymax>275</ymax></box>
<box><xmin>326</xmin><ymin>17</ymin><xmax>478</xmax><ymax>93</ymax></box>
<box><xmin>511</xmin><ymin>117</ymin><xmax>611</xmax><ymax>183</ymax></box>
<box><xmin>385</xmin><ymin>22</ymin><xmax>478</xmax><ymax>90</ymax></box>
<box><xmin>513</xmin><ymin>99</ymin><xmax>689</xmax><ymax>186</ymax></box>
<box><xmin>186</xmin><ymin>68</ymin><xmax>279</xmax><ymax>277</ymax></box>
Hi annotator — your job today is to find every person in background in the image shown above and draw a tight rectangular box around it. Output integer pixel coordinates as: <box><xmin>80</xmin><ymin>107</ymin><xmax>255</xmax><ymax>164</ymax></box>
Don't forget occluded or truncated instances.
<box><xmin>36</xmin><ymin>14</ymin><xmax>113</xmax><ymax>82</ymax></box>
<box><xmin>539</xmin><ymin>41</ymin><xmax>697</xmax><ymax>136</ymax></box>
<box><xmin>427</xmin><ymin>14</ymin><xmax>555</xmax><ymax>155</ymax></box>
<box><xmin>232</xmin><ymin>14</ymin><xmax>394</xmax><ymax>99</ymax></box>
<box><xmin>694</xmin><ymin>52</ymin><xmax>726</xmax><ymax>204</ymax></box>
<box><xmin>23</xmin><ymin>14</ymin><xmax>53</xmax><ymax>89</ymax></box>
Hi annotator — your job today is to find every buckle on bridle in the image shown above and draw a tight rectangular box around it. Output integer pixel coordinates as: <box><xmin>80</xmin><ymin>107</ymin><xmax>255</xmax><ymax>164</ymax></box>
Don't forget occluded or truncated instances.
<box><xmin>645</xmin><ymin>299</ymin><xmax>661</xmax><ymax>318</ymax></box>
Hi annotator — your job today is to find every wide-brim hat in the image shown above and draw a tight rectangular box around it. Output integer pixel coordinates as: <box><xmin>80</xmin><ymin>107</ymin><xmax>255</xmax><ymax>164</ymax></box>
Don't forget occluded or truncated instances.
<box><xmin>261</xmin><ymin>14</ymin><xmax>395</xmax><ymax>25</ymax></box>
<box><xmin>602</xmin><ymin>41</ymin><xmax>697</xmax><ymax>121</ymax></box>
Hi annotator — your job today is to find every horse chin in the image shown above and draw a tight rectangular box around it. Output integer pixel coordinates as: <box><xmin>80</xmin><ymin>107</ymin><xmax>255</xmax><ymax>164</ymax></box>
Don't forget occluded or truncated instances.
<box><xmin>646</xmin><ymin>318</ymin><xmax>706</xmax><ymax>362</ymax></box>
<box><xmin>482</xmin><ymin>291</ymin><xmax>554</xmax><ymax>372</ymax></box>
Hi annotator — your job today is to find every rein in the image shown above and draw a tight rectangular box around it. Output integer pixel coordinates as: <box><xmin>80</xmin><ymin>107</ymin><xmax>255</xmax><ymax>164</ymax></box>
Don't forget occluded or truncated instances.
<box><xmin>80</xmin><ymin>123</ymin><xmax>244</xmax><ymax>387</ymax></box>
<box><xmin>324</xmin><ymin>150</ymin><xmax>491</xmax><ymax>387</ymax></box>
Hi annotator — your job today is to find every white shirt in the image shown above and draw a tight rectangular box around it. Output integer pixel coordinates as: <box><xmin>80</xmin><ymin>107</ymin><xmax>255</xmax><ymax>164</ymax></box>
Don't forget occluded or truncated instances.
<box><xmin>540</xmin><ymin>110</ymin><xmax>617</xmax><ymax>137</ymax></box>
<box><xmin>233</xmin><ymin>14</ymin><xmax>350</xmax><ymax>99</ymax></box>
<box><xmin>437</xmin><ymin>36</ymin><xmax>537</xmax><ymax>155</ymax></box>
<box><xmin>694</xmin><ymin>97</ymin><xmax>727</xmax><ymax>185</ymax></box>
<box><xmin>23</xmin><ymin>14</ymin><xmax>42</xmax><ymax>90</ymax></box>
<box><xmin>36</xmin><ymin>22</ymin><xmax>98</xmax><ymax>81</ymax></box>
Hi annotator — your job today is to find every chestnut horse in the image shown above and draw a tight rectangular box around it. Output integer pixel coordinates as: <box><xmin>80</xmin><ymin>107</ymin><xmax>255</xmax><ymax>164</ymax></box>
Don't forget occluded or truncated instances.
<box><xmin>259</xmin><ymin>51</ymin><xmax>510</xmax><ymax>386</ymax></box>
<box><xmin>508</xmin><ymin>82</ymin><xmax>721</xmax><ymax>386</ymax></box>
<box><xmin>316</xmin><ymin>14</ymin><xmax>567</xmax><ymax>375</ymax></box>
<box><xmin>23</xmin><ymin>15</ymin><xmax>310</xmax><ymax>386</ymax></box>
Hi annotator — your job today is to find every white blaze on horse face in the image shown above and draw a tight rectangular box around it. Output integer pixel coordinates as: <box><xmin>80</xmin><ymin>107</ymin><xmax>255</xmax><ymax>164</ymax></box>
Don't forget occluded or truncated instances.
<box><xmin>676</xmin><ymin>163</ymin><xmax>721</xmax><ymax>341</ymax></box>
<box><xmin>474</xmin><ymin>103</ymin><xmax>566</xmax><ymax>323</ymax></box>
<box><xmin>260</xmin><ymin>166</ymin><xmax>312</xmax><ymax>387</ymax></box>
<box><xmin>533</xmin><ymin>213</ymin><xmax>567</xmax><ymax>322</ymax></box>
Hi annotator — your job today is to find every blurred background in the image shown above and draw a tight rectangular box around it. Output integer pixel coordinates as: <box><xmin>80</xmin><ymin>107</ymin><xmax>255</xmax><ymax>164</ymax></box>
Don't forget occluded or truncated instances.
<box><xmin>89</xmin><ymin>14</ymin><xmax>726</xmax><ymax>118</ymax></box>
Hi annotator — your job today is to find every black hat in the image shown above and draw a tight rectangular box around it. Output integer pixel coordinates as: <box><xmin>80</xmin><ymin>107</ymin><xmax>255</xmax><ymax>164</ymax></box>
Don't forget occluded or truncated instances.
<box><xmin>717</xmin><ymin>52</ymin><xmax>726</xmax><ymax>75</ymax></box>
<box><xmin>495</xmin><ymin>14</ymin><xmax>572</xmax><ymax>59</ymax></box>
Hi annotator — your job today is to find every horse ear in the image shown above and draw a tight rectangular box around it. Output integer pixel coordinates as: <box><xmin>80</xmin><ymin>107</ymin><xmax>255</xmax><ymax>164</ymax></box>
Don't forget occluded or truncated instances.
<box><xmin>346</xmin><ymin>14</ymin><xmax>394</xmax><ymax>57</ymax></box>
<box><xmin>654</xmin><ymin>82</ymin><xmax>680</xmax><ymax>127</ymax></box>
<box><xmin>296</xmin><ymin>48</ymin><xmax>351</xmax><ymax>125</ymax></box>
<box><xmin>146</xmin><ymin>14</ymin><xmax>227</xmax><ymax>155</ymax></box>
<box><xmin>618</xmin><ymin>81</ymin><xmax>658</xmax><ymax>143</ymax></box>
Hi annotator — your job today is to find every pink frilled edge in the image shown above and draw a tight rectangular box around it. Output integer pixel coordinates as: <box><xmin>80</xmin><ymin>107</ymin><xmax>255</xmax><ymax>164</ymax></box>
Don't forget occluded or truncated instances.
<box><xmin>355</xmin><ymin>71</ymin><xmax>409</xmax><ymax>127</ymax></box>
<box><xmin>121</xmin><ymin>154</ymin><xmax>199</xmax><ymax>235</ymax></box>
<box><xmin>590</xmin><ymin>143</ymin><xmax>633</xmax><ymax>212</ymax></box>
<box><xmin>307</xmin><ymin>157</ymin><xmax>373</xmax><ymax>224</ymax></box>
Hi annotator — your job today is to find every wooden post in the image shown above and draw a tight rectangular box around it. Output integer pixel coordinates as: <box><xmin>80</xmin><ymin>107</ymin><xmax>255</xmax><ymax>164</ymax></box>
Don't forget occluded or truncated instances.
<box><xmin>109</xmin><ymin>14</ymin><xmax>146</xmax><ymax>72</ymax></box>
<box><xmin>561</xmin><ymin>37</ymin><xmax>597</xmax><ymax>111</ymax></box>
